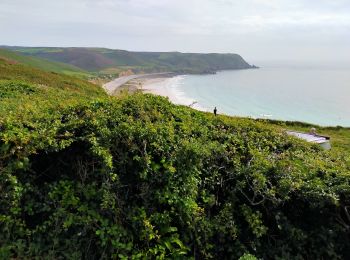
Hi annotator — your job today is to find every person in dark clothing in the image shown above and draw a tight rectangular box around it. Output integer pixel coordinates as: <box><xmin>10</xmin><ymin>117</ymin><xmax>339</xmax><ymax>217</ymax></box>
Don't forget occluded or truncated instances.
<box><xmin>214</xmin><ymin>107</ymin><xmax>217</xmax><ymax>116</ymax></box>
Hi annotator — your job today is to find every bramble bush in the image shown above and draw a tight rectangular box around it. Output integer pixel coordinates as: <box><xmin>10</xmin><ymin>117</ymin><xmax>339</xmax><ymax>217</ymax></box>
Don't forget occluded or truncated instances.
<box><xmin>0</xmin><ymin>80</ymin><xmax>350</xmax><ymax>259</ymax></box>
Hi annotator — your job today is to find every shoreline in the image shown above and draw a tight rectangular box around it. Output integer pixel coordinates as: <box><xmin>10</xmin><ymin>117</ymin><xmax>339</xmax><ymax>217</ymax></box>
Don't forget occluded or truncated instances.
<box><xmin>102</xmin><ymin>70</ymin><xmax>350</xmax><ymax>127</ymax></box>
<box><xmin>102</xmin><ymin>67</ymin><xmax>257</xmax><ymax>99</ymax></box>
<box><xmin>140</xmin><ymin>76</ymin><xmax>208</xmax><ymax>111</ymax></box>
<box><xmin>103</xmin><ymin>73</ymin><xmax>208</xmax><ymax>111</ymax></box>
<box><xmin>102</xmin><ymin>72</ymin><xmax>176</xmax><ymax>95</ymax></box>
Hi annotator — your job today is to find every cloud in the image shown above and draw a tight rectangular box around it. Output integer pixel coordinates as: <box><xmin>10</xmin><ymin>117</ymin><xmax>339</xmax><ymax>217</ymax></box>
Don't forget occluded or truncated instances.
<box><xmin>0</xmin><ymin>0</ymin><xmax>349</xmax><ymax>62</ymax></box>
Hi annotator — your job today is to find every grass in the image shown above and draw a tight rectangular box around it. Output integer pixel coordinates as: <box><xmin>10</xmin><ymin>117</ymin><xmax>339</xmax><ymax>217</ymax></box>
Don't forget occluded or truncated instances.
<box><xmin>260</xmin><ymin>119</ymin><xmax>350</xmax><ymax>154</ymax></box>
<box><xmin>0</xmin><ymin>48</ymin><xmax>92</xmax><ymax>78</ymax></box>
<box><xmin>0</xmin><ymin>57</ymin><xmax>105</xmax><ymax>97</ymax></box>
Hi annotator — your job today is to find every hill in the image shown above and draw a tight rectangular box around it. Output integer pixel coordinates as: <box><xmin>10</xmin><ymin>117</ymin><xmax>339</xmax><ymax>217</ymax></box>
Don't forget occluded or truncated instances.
<box><xmin>2</xmin><ymin>46</ymin><xmax>256</xmax><ymax>74</ymax></box>
<box><xmin>0</xmin><ymin>59</ymin><xmax>350</xmax><ymax>259</ymax></box>
<box><xmin>0</xmin><ymin>56</ymin><xmax>105</xmax><ymax>98</ymax></box>
<box><xmin>0</xmin><ymin>48</ymin><xmax>91</xmax><ymax>78</ymax></box>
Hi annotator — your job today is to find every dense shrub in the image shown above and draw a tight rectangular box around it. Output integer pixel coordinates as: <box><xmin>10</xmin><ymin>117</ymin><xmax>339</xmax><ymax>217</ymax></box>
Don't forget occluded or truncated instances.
<box><xmin>0</xmin><ymin>88</ymin><xmax>350</xmax><ymax>258</ymax></box>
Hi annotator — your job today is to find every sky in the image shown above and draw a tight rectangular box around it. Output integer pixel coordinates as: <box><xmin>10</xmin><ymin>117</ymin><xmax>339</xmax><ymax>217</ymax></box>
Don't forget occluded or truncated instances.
<box><xmin>1</xmin><ymin>0</ymin><xmax>350</xmax><ymax>64</ymax></box>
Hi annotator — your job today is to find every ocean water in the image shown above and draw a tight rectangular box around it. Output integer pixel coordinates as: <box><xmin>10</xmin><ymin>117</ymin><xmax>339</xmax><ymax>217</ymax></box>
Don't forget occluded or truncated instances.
<box><xmin>169</xmin><ymin>66</ymin><xmax>350</xmax><ymax>127</ymax></box>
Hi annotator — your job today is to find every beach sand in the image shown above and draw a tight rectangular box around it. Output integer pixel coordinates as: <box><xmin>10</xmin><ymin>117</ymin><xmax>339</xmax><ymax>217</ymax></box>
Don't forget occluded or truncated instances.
<box><xmin>102</xmin><ymin>72</ymin><xmax>175</xmax><ymax>95</ymax></box>
<box><xmin>106</xmin><ymin>75</ymin><xmax>208</xmax><ymax>112</ymax></box>
<box><xmin>139</xmin><ymin>77</ymin><xmax>198</xmax><ymax>108</ymax></box>
<box><xmin>142</xmin><ymin>78</ymin><xmax>177</xmax><ymax>101</ymax></box>
<box><xmin>140</xmin><ymin>76</ymin><xmax>207</xmax><ymax>111</ymax></box>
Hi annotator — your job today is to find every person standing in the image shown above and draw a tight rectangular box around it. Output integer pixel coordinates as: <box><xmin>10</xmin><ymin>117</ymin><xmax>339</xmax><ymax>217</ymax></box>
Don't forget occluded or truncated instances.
<box><xmin>214</xmin><ymin>107</ymin><xmax>217</xmax><ymax>116</ymax></box>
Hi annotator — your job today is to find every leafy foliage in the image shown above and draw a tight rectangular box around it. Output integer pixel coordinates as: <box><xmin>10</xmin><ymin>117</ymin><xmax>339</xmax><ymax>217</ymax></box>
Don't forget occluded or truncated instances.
<box><xmin>264</xmin><ymin>119</ymin><xmax>350</xmax><ymax>154</ymax></box>
<box><xmin>1</xmin><ymin>75</ymin><xmax>349</xmax><ymax>259</ymax></box>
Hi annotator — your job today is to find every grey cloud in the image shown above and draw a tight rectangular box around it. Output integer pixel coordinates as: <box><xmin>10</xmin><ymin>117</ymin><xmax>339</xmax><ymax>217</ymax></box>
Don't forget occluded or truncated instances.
<box><xmin>0</xmin><ymin>0</ymin><xmax>349</xmax><ymax>63</ymax></box>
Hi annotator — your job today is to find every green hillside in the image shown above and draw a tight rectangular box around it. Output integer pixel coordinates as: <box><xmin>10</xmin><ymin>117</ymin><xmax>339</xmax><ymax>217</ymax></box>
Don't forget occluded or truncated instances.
<box><xmin>0</xmin><ymin>56</ymin><xmax>105</xmax><ymax>98</ymax></box>
<box><xmin>2</xmin><ymin>46</ymin><xmax>256</xmax><ymax>74</ymax></box>
<box><xmin>0</xmin><ymin>48</ymin><xmax>91</xmax><ymax>77</ymax></box>
<box><xmin>0</xmin><ymin>60</ymin><xmax>350</xmax><ymax>259</ymax></box>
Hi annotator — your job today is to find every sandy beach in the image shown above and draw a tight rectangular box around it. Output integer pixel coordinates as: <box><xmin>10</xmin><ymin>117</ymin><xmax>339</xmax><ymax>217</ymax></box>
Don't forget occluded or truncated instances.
<box><xmin>102</xmin><ymin>72</ymin><xmax>175</xmax><ymax>95</ymax></box>
<box><xmin>142</xmin><ymin>77</ymin><xmax>182</xmax><ymax>103</ymax></box>
<box><xmin>140</xmin><ymin>76</ymin><xmax>206</xmax><ymax>111</ymax></box>
<box><xmin>103</xmin><ymin>74</ymin><xmax>207</xmax><ymax>111</ymax></box>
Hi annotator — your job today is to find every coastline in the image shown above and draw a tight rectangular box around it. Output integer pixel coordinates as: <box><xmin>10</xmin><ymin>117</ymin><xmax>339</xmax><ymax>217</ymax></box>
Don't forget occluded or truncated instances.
<box><xmin>102</xmin><ymin>67</ymin><xmax>258</xmax><ymax>110</ymax></box>
<box><xmin>102</xmin><ymin>72</ymin><xmax>175</xmax><ymax>95</ymax></box>
<box><xmin>139</xmin><ymin>76</ymin><xmax>208</xmax><ymax>111</ymax></box>
<box><xmin>103</xmin><ymin>73</ymin><xmax>208</xmax><ymax>111</ymax></box>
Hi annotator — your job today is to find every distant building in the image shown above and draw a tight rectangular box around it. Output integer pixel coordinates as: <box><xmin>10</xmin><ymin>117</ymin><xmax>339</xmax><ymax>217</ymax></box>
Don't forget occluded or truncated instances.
<box><xmin>286</xmin><ymin>130</ymin><xmax>331</xmax><ymax>150</ymax></box>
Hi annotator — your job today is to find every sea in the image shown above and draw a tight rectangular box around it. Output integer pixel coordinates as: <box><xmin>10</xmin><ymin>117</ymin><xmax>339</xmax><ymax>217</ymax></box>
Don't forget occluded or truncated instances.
<box><xmin>164</xmin><ymin>63</ymin><xmax>350</xmax><ymax>127</ymax></box>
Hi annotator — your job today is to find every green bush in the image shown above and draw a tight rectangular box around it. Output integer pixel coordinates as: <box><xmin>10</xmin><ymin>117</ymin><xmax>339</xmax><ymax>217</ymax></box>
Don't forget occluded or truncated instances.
<box><xmin>1</xmin><ymin>89</ymin><xmax>349</xmax><ymax>259</ymax></box>
<box><xmin>0</xmin><ymin>81</ymin><xmax>38</xmax><ymax>98</ymax></box>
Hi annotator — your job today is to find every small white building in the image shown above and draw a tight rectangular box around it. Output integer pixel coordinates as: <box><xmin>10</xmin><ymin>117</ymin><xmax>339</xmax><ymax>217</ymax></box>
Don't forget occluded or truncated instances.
<box><xmin>286</xmin><ymin>130</ymin><xmax>331</xmax><ymax>150</ymax></box>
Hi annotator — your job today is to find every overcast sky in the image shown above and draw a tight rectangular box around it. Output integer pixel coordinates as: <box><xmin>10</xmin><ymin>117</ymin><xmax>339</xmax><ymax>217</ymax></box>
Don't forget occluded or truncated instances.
<box><xmin>1</xmin><ymin>0</ymin><xmax>349</xmax><ymax>64</ymax></box>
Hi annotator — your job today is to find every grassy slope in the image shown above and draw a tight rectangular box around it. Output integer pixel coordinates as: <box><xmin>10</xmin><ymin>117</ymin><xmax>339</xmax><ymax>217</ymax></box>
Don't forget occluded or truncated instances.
<box><xmin>0</xmin><ymin>48</ymin><xmax>91</xmax><ymax>77</ymax></box>
<box><xmin>0</xmin><ymin>50</ymin><xmax>347</xmax><ymax>153</ymax></box>
<box><xmin>0</xmin><ymin>61</ymin><xmax>350</xmax><ymax>258</ymax></box>
<box><xmin>3</xmin><ymin>46</ymin><xmax>254</xmax><ymax>74</ymax></box>
<box><xmin>3</xmin><ymin>49</ymin><xmax>346</xmax><ymax>153</ymax></box>
<box><xmin>1</xmin><ymin>96</ymin><xmax>350</xmax><ymax>258</ymax></box>
<box><xmin>0</xmin><ymin>58</ymin><xmax>107</xmax><ymax>152</ymax></box>
<box><xmin>0</xmin><ymin>57</ymin><xmax>105</xmax><ymax>97</ymax></box>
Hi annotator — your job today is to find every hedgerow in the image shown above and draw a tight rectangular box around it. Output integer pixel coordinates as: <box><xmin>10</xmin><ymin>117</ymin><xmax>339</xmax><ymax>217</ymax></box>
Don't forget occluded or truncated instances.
<box><xmin>0</xmin><ymin>80</ymin><xmax>350</xmax><ymax>259</ymax></box>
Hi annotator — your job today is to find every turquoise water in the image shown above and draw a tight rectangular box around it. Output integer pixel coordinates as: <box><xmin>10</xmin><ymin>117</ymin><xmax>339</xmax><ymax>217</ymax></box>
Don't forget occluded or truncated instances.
<box><xmin>174</xmin><ymin>67</ymin><xmax>350</xmax><ymax>126</ymax></box>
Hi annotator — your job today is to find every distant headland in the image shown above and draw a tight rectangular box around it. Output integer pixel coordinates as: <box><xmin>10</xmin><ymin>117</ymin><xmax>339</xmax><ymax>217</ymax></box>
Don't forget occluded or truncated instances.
<box><xmin>0</xmin><ymin>46</ymin><xmax>257</xmax><ymax>75</ymax></box>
